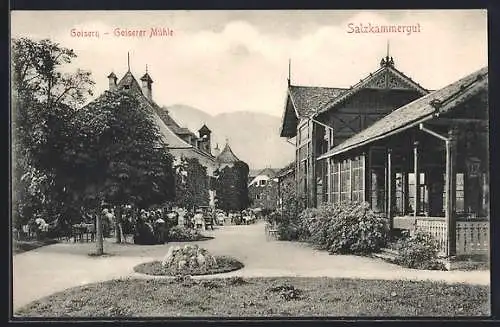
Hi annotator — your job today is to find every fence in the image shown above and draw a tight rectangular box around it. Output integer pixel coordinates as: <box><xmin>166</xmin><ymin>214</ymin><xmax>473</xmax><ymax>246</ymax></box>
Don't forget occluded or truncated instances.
<box><xmin>415</xmin><ymin>217</ymin><xmax>489</xmax><ymax>256</ymax></box>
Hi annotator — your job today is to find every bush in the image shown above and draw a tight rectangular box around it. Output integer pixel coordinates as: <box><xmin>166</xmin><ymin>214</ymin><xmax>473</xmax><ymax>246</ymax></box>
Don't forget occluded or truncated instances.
<box><xmin>394</xmin><ymin>232</ymin><xmax>446</xmax><ymax>270</ymax></box>
<box><xmin>301</xmin><ymin>202</ymin><xmax>388</xmax><ymax>255</ymax></box>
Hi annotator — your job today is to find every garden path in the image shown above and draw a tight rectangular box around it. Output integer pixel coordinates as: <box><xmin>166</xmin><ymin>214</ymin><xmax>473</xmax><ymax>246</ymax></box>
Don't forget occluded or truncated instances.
<box><xmin>12</xmin><ymin>221</ymin><xmax>490</xmax><ymax>312</ymax></box>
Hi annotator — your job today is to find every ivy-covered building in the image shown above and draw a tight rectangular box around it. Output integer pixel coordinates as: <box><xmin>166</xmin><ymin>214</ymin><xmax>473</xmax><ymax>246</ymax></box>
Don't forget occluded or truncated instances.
<box><xmin>104</xmin><ymin>64</ymin><xmax>218</xmax><ymax>207</ymax></box>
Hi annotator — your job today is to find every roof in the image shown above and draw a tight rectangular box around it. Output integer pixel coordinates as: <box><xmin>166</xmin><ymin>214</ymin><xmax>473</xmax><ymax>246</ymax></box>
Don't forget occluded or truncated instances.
<box><xmin>216</xmin><ymin>143</ymin><xmax>240</xmax><ymax>164</ymax></box>
<box><xmin>140</xmin><ymin>72</ymin><xmax>153</xmax><ymax>83</ymax></box>
<box><xmin>279</xmin><ymin>57</ymin><xmax>428</xmax><ymax>138</ymax></box>
<box><xmin>156</xmin><ymin>107</ymin><xmax>196</xmax><ymax>137</ymax></box>
<box><xmin>279</xmin><ymin>85</ymin><xmax>345</xmax><ymax>137</ymax></box>
<box><xmin>103</xmin><ymin>71</ymin><xmax>198</xmax><ymax>150</ymax></box>
<box><xmin>117</xmin><ymin>71</ymin><xmax>142</xmax><ymax>94</ymax></box>
<box><xmin>289</xmin><ymin>86</ymin><xmax>346</xmax><ymax>118</ymax></box>
<box><xmin>315</xmin><ymin>61</ymin><xmax>429</xmax><ymax>116</ymax></box>
<box><xmin>107</xmin><ymin>72</ymin><xmax>117</xmax><ymax>79</ymax></box>
<box><xmin>318</xmin><ymin>66</ymin><xmax>488</xmax><ymax>159</ymax></box>
<box><xmin>198</xmin><ymin>124</ymin><xmax>211</xmax><ymax>134</ymax></box>
<box><xmin>256</xmin><ymin>167</ymin><xmax>277</xmax><ymax>177</ymax></box>
<box><xmin>276</xmin><ymin>161</ymin><xmax>295</xmax><ymax>178</ymax></box>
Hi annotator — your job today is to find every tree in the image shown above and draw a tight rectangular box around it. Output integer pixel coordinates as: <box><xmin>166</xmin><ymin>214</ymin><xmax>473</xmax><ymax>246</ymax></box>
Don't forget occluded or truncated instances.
<box><xmin>63</xmin><ymin>90</ymin><xmax>176</xmax><ymax>246</ymax></box>
<box><xmin>215</xmin><ymin>161</ymin><xmax>250</xmax><ymax>213</ymax></box>
<box><xmin>174</xmin><ymin>157</ymin><xmax>209</xmax><ymax>209</ymax></box>
<box><xmin>11</xmin><ymin>37</ymin><xmax>95</xmax><ymax>233</ymax></box>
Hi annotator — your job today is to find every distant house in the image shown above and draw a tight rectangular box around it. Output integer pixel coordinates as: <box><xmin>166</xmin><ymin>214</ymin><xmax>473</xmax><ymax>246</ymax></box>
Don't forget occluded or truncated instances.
<box><xmin>279</xmin><ymin>55</ymin><xmax>429</xmax><ymax>208</ymax></box>
<box><xmin>248</xmin><ymin>168</ymin><xmax>279</xmax><ymax>211</ymax></box>
<box><xmin>275</xmin><ymin>161</ymin><xmax>296</xmax><ymax>212</ymax></box>
<box><xmin>102</xmin><ymin>65</ymin><xmax>218</xmax><ymax>206</ymax></box>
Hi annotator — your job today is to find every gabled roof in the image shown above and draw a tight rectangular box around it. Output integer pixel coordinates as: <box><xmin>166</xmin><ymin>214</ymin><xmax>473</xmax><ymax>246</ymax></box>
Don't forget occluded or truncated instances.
<box><xmin>318</xmin><ymin>66</ymin><xmax>488</xmax><ymax>159</ymax></box>
<box><xmin>314</xmin><ymin>60</ymin><xmax>429</xmax><ymax>116</ymax></box>
<box><xmin>276</xmin><ymin>161</ymin><xmax>295</xmax><ymax>178</ymax></box>
<box><xmin>289</xmin><ymin>86</ymin><xmax>346</xmax><ymax>118</ymax></box>
<box><xmin>279</xmin><ymin>57</ymin><xmax>428</xmax><ymax>138</ymax></box>
<box><xmin>117</xmin><ymin>71</ymin><xmax>143</xmax><ymax>94</ymax></box>
<box><xmin>279</xmin><ymin>85</ymin><xmax>345</xmax><ymax>137</ymax></box>
<box><xmin>216</xmin><ymin>143</ymin><xmax>240</xmax><ymax>164</ymax></box>
<box><xmin>256</xmin><ymin>167</ymin><xmax>277</xmax><ymax>178</ymax></box>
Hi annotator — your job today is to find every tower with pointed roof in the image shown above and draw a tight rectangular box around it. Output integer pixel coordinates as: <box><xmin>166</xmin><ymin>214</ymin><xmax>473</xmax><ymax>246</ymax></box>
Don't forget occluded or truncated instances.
<box><xmin>215</xmin><ymin>141</ymin><xmax>242</xmax><ymax>169</ymax></box>
<box><xmin>198</xmin><ymin>124</ymin><xmax>212</xmax><ymax>155</ymax></box>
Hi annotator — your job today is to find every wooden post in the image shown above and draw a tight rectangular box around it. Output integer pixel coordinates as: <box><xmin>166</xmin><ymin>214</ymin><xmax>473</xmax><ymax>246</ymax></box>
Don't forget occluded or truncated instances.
<box><xmin>387</xmin><ymin>148</ymin><xmax>393</xmax><ymax>228</ymax></box>
<box><xmin>446</xmin><ymin>128</ymin><xmax>458</xmax><ymax>257</ymax></box>
<box><xmin>327</xmin><ymin>158</ymin><xmax>331</xmax><ymax>202</ymax></box>
<box><xmin>413</xmin><ymin>141</ymin><xmax>419</xmax><ymax>219</ymax></box>
<box><xmin>309</xmin><ymin>120</ymin><xmax>316</xmax><ymax>208</ymax></box>
<box><xmin>338</xmin><ymin>161</ymin><xmax>341</xmax><ymax>203</ymax></box>
<box><xmin>362</xmin><ymin>152</ymin><xmax>367</xmax><ymax>203</ymax></box>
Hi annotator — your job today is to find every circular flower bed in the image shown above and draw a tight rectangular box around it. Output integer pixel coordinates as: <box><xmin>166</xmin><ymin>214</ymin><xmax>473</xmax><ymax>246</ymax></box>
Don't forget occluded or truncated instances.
<box><xmin>134</xmin><ymin>244</ymin><xmax>244</xmax><ymax>276</ymax></box>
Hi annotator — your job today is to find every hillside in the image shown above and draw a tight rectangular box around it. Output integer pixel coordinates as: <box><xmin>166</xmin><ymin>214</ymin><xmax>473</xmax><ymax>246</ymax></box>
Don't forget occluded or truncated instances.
<box><xmin>164</xmin><ymin>104</ymin><xmax>295</xmax><ymax>170</ymax></box>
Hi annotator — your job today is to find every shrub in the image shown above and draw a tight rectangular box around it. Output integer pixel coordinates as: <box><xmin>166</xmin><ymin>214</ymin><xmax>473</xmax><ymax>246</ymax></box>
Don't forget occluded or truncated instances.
<box><xmin>394</xmin><ymin>232</ymin><xmax>446</xmax><ymax>270</ymax></box>
<box><xmin>301</xmin><ymin>202</ymin><xmax>388</xmax><ymax>255</ymax></box>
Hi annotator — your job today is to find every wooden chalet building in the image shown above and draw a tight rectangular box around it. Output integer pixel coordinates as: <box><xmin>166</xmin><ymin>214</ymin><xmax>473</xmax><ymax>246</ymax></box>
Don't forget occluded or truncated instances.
<box><xmin>317</xmin><ymin>66</ymin><xmax>489</xmax><ymax>257</ymax></box>
<box><xmin>280</xmin><ymin>56</ymin><xmax>429</xmax><ymax>208</ymax></box>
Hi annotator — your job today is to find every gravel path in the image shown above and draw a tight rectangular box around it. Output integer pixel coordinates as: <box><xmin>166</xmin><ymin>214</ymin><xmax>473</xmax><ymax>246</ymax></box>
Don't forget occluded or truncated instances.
<box><xmin>12</xmin><ymin>221</ymin><xmax>490</xmax><ymax>311</ymax></box>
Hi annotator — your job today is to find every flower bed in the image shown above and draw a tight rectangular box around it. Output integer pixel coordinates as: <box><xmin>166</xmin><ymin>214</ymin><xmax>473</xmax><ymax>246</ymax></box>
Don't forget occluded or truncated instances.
<box><xmin>134</xmin><ymin>244</ymin><xmax>243</xmax><ymax>276</ymax></box>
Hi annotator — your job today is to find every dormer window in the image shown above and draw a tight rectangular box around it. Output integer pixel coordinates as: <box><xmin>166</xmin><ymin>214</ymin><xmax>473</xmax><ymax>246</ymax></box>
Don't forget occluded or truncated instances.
<box><xmin>124</xmin><ymin>85</ymin><xmax>130</xmax><ymax>90</ymax></box>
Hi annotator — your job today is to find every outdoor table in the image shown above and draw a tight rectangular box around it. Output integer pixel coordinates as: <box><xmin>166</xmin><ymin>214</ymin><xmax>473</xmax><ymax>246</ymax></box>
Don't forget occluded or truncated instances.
<box><xmin>72</xmin><ymin>223</ymin><xmax>95</xmax><ymax>242</ymax></box>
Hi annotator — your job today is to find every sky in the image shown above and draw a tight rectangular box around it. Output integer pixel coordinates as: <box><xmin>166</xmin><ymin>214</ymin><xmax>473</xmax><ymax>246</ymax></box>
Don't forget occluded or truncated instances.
<box><xmin>11</xmin><ymin>10</ymin><xmax>488</xmax><ymax>118</ymax></box>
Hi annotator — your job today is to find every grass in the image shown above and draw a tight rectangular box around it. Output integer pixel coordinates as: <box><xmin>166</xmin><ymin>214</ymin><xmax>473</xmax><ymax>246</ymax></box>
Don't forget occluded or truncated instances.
<box><xmin>14</xmin><ymin>277</ymin><xmax>490</xmax><ymax>317</ymax></box>
<box><xmin>13</xmin><ymin>239</ymin><xmax>59</xmax><ymax>254</ymax></box>
<box><xmin>133</xmin><ymin>256</ymin><xmax>244</xmax><ymax>276</ymax></box>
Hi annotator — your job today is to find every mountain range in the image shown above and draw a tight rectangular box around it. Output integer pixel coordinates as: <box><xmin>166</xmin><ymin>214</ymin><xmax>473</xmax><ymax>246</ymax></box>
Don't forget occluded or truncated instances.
<box><xmin>163</xmin><ymin>104</ymin><xmax>295</xmax><ymax>170</ymax></box>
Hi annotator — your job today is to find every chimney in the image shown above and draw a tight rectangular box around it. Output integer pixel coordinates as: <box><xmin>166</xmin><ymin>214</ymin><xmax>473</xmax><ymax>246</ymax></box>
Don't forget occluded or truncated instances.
<box><xmin>107</xmin><ymin>72</ymin><xmax>117</xmax><ymax>91</ymax></box>
<box><xmin>140</xmin><ymin>68</ymin><xmax>153</xmax><ymax>101</ymax></box>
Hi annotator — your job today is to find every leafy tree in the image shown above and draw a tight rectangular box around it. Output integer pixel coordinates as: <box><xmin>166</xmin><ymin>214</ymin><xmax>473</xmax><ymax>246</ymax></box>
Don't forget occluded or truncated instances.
<box><xmin>215</xmin><ymin>161</ymin><xmax>250</xmax><ymax>213</ymax></box>
<box><xmin>11</xmin><ymin>37</ymin><xmax>94</xmax><ymax>233</ymax></box>
<box><xmin>62</xmin><ymin>90</ymin><xmax>176</xmax><ymax>245</ymax></box>
<box><xmin>174</xmin><ymin>157</ymin><xmax>209</xmax><ymax>210</ymax></box>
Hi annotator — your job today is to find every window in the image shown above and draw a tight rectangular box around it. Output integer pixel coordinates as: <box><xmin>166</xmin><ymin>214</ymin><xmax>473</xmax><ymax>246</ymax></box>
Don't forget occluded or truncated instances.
<box><xmin>299</xmin><ymin>123</ymin><xmax>309</xmax><ymax>145</ymax></box>
<box><xmin>340</xmin><ymin>159</ymin><xmax>351</xmax><ymax>201</ymax></box>
<box><xmin>331</xmin><ymin>159</ymin><xmax>340</xmax><ymax>203</ymax></box>
<box><xmin>370</xmin><ymin>168</ymin><xmax>385</xmax><ymax>212</ymax></box>
<box><xmin>351</xmin><ymin>156</ymin><xmax>365</xmax><ymax>203</ymax></box>
<box><xmin>456</xmin><ymin>173</ymin><xmax>465</xmax><ymax>213</ymax></box>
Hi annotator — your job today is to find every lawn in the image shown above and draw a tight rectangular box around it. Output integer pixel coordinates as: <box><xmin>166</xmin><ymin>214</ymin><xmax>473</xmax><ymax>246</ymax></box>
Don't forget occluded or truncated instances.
<box><xmin>15</xmin><ymin>277</ymin><xmax>490</xmax><ymax>317</ymax></box>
